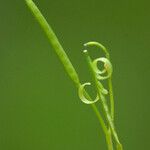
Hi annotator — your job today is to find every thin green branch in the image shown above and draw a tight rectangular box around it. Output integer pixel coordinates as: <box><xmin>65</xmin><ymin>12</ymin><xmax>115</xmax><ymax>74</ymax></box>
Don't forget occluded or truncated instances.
<box><xmin>83</xmin><ymin>50</ymin><xmax>123</xmax><ymax>150</ymax></box>
<box><xmin>92</xmin><ymin>105</ymin><xmax>113</xmax><ymax>150</ymax></box>
<box><xmin>25</xmin><ymin>0</ymin><xmax>109</xmax><ymax>145</ymax></box>
<box><xmin>106</xmin><ymin>129</ymin><xmax>114</xmax><ymax>150</ymax></box>
<box><xmin>25</xmin><ymin>0</ymin><xmax>107</xmax><ymax>132</ymax></box>
<box><xmin>25</xmin><ymin>1</ymin><xmax>123</xmax><ymax>150</ymax></box>
<box><xmin>91</xmin><ymin>104</ymin><xmax>108</xmax><ymax>135</ymax></box>
<box><xmin>84</xmin><ymin>42</ymin><xmax>115</xmax><ymax>120</ymax></box>
<box><xmin>83</xmin><ymin>50</ymin><xmax>114</xmax><ymax>150</ymax></box>
<box><xmin>108</xmin><ymin>77</ymin><xmax>115</xmax><ymax>121</ymax></box>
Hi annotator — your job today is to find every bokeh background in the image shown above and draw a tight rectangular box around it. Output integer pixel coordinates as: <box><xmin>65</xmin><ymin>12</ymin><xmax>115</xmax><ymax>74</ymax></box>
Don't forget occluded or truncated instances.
<box><xmin>0</xmin><ymin>0</ymin><xmax>149</xmax><ymax>150</ymax></box>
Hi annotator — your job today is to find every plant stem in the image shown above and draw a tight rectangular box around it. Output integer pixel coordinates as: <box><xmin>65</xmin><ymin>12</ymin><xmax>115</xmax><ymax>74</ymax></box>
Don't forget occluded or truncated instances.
<box><xmin>91</xmin><ymin>104</ymin><xmax>108</xmax><ymax>135</ymax></box>
<box><xmin>25</xmin><ymin>0</ymin><xmax>111</xmax><ymax>148</ymax></box>
<box><xmin>83</xmin><ymin>50</ymin><xmax>122</xmax><ymax>149</ymax></box>
<box><xmin>25</xmin><ymin>0</ymin><xmax>123</xmax><ymax>150</ymax></box>
<box><xmin>83</xmin><ymin>50</ymin><xmax>114</xmax><ymax>149</ymax></box>
<box><xmin>84</xmin><ymin>42</ymin><xmax>116</xmax><ymax>149</ymax></box>
<box><xmin>100</xmin><ymin>94</ymin><xmax>122</xmax><ymax>149</ymax></box>
<box><xmin>25</xmin><ymin>0</ymin><xmax>107</xmax><ymax>136</ymax></box>
<box><xmin>83</xmin><ymin>90</ymin><xmax>110</xmax><ymax>143</ymax></box>
<box><xmin>86</xmin><ymin>94</ymin><xmax>113</xmax><ymax>150</ymax></box>
<box><xmin>108</xmin><ymin>75</ymin><xmax>114</xmax><ymax>121</ymax></box>
<box><xmin>106</xmin><ymin>129</ymin><xmax>114</xmax><ymax>150</ymax></box>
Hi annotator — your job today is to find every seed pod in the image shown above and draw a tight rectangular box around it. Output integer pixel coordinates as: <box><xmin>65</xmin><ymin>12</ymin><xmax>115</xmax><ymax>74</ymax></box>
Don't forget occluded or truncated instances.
<box><xmin>25</xmin><ymin>0</ymin><xmax>80</xmax><ymax>86</ymax></box>
<box><xmin>92</xmin><ymin>57</ymin><xmax>113</xmax><ymax>80</ymax></box>
<box><xmin>78</xmin><ymin>82</ymin><xmax>99</xmax><ymax>104</ymax></box>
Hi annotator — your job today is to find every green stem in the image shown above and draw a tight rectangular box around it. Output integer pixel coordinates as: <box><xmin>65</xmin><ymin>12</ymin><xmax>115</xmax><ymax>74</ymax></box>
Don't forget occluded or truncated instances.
<box><xmin>83</xmin><ymin>50</ymin><xmax>114</xmax><ymax>150</ymax></box>
<box><xmin>106</xmin><ymin>129</ymin><xmax>114</xmax><ymax>150</ymax></box>
<box><xmin>25</xmin><ymin>0</ymin><xmax>110</xmax><ymax>149</ymax></box>
<box><xmin>83</xmin><ymin>50</ymin><xmax>122</xmax><ymax>149</ymax></box>
<box><xmin>91</xmin><ymin>104</ymin><xmax>108</xmax><ymax>135</ymax></box>
<box><xmin>108</xmin><ymin>77</ymin><xmax>114</xmax><ymax>121</ymax></box>
<box><xmin>84</xmin><ymin>90</ymin><xmax>113</xmax><ymax>150</ymax></box>
<box><xmin>100</xmin><ymin>94</ymin><xmax>122</xmax><ymax>148</ymax></box>
<box><xmin>84</xmin><ymin>42</ymin><xmax>116</xmax><ymax>149</ymax></box>
<box><xmin>25</xmin><ymin>0</ymin><xmax>123</xmax><ymax>149</ymax></box>
<box><xmin>84</xmin><ymin>41</ymin><xmax>115</xmax><ymax>121</ymax></box>
<box><xmin>83</xmin><ymin>90</ymin><xmax>109</xmax><ymax>141</ymax></box>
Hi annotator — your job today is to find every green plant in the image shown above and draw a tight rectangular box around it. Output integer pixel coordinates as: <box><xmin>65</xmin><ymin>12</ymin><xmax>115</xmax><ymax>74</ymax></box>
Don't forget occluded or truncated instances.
<box><xmin>25</xmin><ymin>0</ymin><xmax>123</xmax><ymax>149</ymax></box>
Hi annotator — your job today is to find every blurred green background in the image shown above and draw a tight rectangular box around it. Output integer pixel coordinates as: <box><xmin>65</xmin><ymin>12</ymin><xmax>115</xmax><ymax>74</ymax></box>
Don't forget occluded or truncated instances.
<box><xmin>0</xmin><ymin>0</ymin><xmax>149</xmax><ymax>149</ymax></box>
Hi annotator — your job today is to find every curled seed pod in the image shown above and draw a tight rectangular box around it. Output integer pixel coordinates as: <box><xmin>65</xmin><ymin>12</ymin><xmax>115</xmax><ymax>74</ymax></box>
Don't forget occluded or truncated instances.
<box><xmin>78</xmin><ymin>82</ymin><xmax>99</xmax><ymax>104</ymax></box>
<box><xmin>84</xmin><ymin>41</ymin><xmax>110</xmax><ymax>59</ymax></box>
<box><xmin>93</xmin><ymin>57</ymin><xmax>113</xmax><ymax>80</ymax></box>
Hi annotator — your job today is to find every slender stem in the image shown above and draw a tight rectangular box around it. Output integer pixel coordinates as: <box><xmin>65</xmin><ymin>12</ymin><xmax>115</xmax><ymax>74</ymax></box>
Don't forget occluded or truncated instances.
<box><xmin>25</xmin><ymin>0</ymin><xmax>109</xmax><ymax>148</ymax></box>
<box><xmin>107</xmin><ymin>64</ymin><xmax>115</xmax><ymax>150</ymax></box>
<box><xmin>91</xmin><ymin>104</ymin><xmax>108</xmax><ymax>135</ymax></box>
<box><xmin>108</xmin><ymin>77</ymin><xmax>114</xmax><ymax>121</ymax></box>
<box><xmin>83</xmin><ymin>50</ymin><xmax>114</xmax><ymax>150</ymax></box>
<box><xmin>100</xmin><ymin>94</ymin><xmax>121</xmax><ymax>147</ymax></box>
<box><xmin>106</xmin><ymin>129</ymin><xmax>114</xmax><ymax>150</ymax></box>
<box><xmin>25</xmin><ymin>1</ymin><xmax>123</xmax><ymax>149</ymax></box>
<box><xmin>83</xmin><ymin>50</ymin><xmax>122</xmax><ymax>149</ymax></box>
<box><xmin>84</xmin><ymin>90</ymin><xmax>114</xmax><ymax>150</ymax></box>
<box><xmin>84</xmin><ymin>43</ymin><xmax>115</xmax><ymax>148</ymax></box>
<box><xmin>82</xmin><ymin>89</ymin><xmax>108</xmax><ymax>138</ymax></box>
<box><xmin>84</xmin><ymin>42</ymin><xmax>115</xmax><ymax>121</ymax></box>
